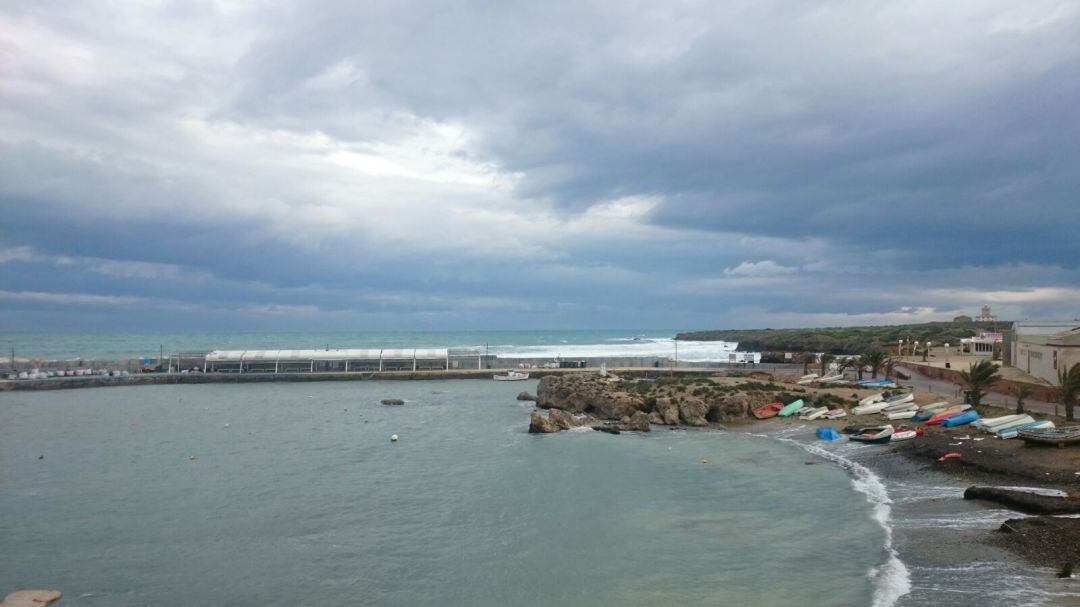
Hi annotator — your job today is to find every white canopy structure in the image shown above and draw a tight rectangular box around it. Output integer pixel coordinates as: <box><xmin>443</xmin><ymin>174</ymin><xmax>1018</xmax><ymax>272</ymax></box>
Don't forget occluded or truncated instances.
<box><xmin>202</xmin><ymin>348</ymin><xmax>480</xmax><ymax>373</ymax></box>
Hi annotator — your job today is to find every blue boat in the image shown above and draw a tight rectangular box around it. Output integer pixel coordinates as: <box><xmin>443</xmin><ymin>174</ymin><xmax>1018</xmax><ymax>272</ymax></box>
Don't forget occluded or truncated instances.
<box><xmin>940</xmin><ymin>411</ymin><xmax>980</xmax><ymax>427</ymax></box>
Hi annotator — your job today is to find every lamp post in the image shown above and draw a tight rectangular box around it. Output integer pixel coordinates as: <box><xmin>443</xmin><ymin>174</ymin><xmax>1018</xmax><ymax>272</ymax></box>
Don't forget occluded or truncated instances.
<box><xmin>944</xmin><ymin>343</ymin><xmax>950</xmax><ymax>366</ymax></box>
<box><xmin>898</xmin><ymin>339</ymin><xmax>903</xmax><ymax>357</ymax></box>
<box><xmin>924</xmin><ymin>341</ymin><xmax>932</xmax><ymax>362</ymax></box>
<box><xmin>913</xmin><ymin>341</ymin><xmax>919</xmax><ymax>359</ymax></box>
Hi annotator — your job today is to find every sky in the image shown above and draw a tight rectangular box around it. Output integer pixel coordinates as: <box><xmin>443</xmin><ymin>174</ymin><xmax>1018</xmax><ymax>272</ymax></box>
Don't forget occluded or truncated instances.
<box><xmin>1</xmin><ymin>0</ymin><xmax>1078</xmax><ymax>332</ymax></box>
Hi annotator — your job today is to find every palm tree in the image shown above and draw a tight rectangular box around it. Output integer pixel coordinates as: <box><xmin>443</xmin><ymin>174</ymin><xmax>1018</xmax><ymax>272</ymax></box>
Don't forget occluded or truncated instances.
<box><xmin>1056</xmin><ymin>362</ymin><xmax>1080</xmax><ymax>421</ymax></box>
<box><xmin>819</xmin><ymin>353</ymin><xmax>836</xmax><ymax>377</ymax></box>
<box><xmin>1009</xmin><ymin>385</ymin><xmax>1033</xmax><ymax>414</ymax></box>
<box><xmin>800</xmin><ymin>352</ymin><xmax>816</xmax><ymax>375</ymax></box>
<box><xmin>861</xmin><ymin>350</ymin><xmax>888</xmax><ymax>379</ymax></box>
<box><xmin>957</xmin><ymin>360</ymin><xmax>1002</xmax><ymax>409</ymax></box>
<box><xmin>883</xmin><ymin>355</ymin><xmax>898</xmax><ymax>380</ymax></box>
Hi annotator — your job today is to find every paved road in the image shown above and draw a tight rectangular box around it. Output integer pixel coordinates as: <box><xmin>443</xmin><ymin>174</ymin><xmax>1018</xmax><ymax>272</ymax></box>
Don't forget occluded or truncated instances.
<box><xmin>895</xmin><ymin>365</ymin><xmax>1063</xmax><ymax>417</ymax></box>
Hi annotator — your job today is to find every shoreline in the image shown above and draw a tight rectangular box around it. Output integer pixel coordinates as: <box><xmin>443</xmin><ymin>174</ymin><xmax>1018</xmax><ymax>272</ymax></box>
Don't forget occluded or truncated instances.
<box><xmin>738</xmin><ymin>418</ymin><xmax>1079</xmax><ymax>605</ymax></box>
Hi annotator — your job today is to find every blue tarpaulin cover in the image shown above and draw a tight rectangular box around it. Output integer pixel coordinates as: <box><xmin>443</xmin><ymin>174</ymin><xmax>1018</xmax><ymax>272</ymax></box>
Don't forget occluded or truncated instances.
<box><xmin>816</xmin><ymin>427</ymin><xmax>842</xmax><ymax>441</ymax></box>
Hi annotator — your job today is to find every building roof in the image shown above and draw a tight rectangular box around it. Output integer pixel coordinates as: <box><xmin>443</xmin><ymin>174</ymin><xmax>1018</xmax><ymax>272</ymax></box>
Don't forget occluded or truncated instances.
<box><xmin>1048</xmin><ymin>326</ymin><xmax>1080</xmax><ymax>347</ymax></box>
<box><xmin>1013</xmin><ymin>320</ymin><xmax>1080</xmax><ymax>336</ymax></box>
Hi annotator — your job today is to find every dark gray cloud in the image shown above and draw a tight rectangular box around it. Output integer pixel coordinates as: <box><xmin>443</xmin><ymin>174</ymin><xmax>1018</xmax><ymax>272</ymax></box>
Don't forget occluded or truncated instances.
<box><xmin>1</xmin><ymin>1</ymin><xmax>1078</xmax><ymax>331</ymax></box>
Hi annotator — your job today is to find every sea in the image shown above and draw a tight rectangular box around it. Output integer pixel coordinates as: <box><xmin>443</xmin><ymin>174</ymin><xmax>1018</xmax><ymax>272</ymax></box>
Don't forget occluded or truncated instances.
<box><xmin>0</xmin><ymin>330</ymin><xmax>740</xmax><ymax>363</ymax></box>
<box><xmin>2</xmin><ymin>332</ymin><xmax>1078</xmax><ymax>606</ymax></box>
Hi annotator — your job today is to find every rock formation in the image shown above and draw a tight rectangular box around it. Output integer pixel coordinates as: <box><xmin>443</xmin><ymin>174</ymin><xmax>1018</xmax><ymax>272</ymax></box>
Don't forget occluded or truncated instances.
<box><xmin>516</xmin><ymin>391</ymin><xmax>537</xmax><ymax>401</ymax></box>
<box><xmin>530</xmin><ymin>374</ymin><xmax>783</xmax><ymax>434</ymax></box>
<box><xmin>0</xmin><ymin>590</ymin><xmax>62</xmax><ymax>607</ymax></box>
<box><xmin>965</xmin><ymin>486</ymin><xmax>1080</xmax><ymax>515</ymax></box>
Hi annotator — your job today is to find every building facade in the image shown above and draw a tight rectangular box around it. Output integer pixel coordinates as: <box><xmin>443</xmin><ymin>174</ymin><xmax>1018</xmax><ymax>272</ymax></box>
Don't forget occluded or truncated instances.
<box><xmin>1010</xmin><ymin>321</ymin><xmax>1080</xmax><ymax>385</ymax></box>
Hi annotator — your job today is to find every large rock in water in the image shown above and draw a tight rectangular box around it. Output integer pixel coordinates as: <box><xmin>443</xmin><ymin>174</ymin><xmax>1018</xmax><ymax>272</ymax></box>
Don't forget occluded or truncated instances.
<box><xmin>965</xmin><ymin>487</ymin><xmax>1080</xmax><ymax>515</ymax></box>
<box><xmin>0</xmin><ymin>590</ymin><xmax>62</xmax><ymax>607</ymax></box>
<box><xmin>516</xmin><ymin>391</ymin><xmax>537</xmax><ymax>401</ymax></box>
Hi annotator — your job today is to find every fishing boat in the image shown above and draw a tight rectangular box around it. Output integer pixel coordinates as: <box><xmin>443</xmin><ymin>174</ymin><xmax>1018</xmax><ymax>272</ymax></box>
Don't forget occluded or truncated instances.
<box><xmin>885</xmin><ymin>409</ymin><xmax>918</xmax><ymax>420</ymax></box>
<box><xmin>849</xmin><ymin>425</ymin><xmax>894</xmax><ymax>444</ymax></box>
<box><xmin>883</xmin><ymin>392</ymin><xmax>914</xmax><ymax>406</ymax></box>
<box><xmin>858</xmin><ymin>393</ymin><xmax>884</xmax><ymax>407</ymax></box>
<box><xmin>926</xmin><ymin>405</ymin><xmax>972</xmax><ymax>425</ymax></box>
<box><xmin>824</xmin><ymin>409</ymin><xmax>847</xmax><ymax>419</ymax></box>
<box><xmin>1017</xmin><ymin>426</ymin><xmax>1080</xmax><ymax>447</ymax></box>
<box><xmin>918</xmin><ymin>400</ymin><xmax>949</xmax><ymax>411</ymax></box>
<box><xmin>940</xmin><ymin>410</ymin><xmax>980</xmax><ymax>427</ymax></box>
<box><xmin>999</xmin><ymin>420</ymin><xmax>1054</xmax><ymax>439</ymax></box>
<box><xmin>853</xmin><ymin>400</ymin><xmax>892</xmax><ymax>415</ymax></box>
<box><xmin>883</xmin><ymin>401</ymin><xmax>919</xmax><ymax>413</ymax></box>
<box><xmin>913</xmin><ymin>405</ymin><xmax>952</xmax><ymax>421</ymax></box>
<box><xmin>989</xmin><ymin>415</ymin><xmax>1036</xmax><ymax>435</ymax></box>
<box><xmin>800</xmin><ymin>406</ymin><xmax>829</xmax><ymax>420</ymax></box>
<box><xmin>493</xmin><ymin>370</ymin><xmax>530</xmax><ymax>381</ymax></box>
<box><xmin>816</xmin><ymin>374</ymin><xmax>843</xmax><ymax>383</ymax></box>
<box><xmin>778</xmin><ymin>399</ymin><xmax>805</xmax><ymax>417</ymax></box>
<box><xmin>752</xmin><ymin>402</ymin><xmax>784</xmax><ymax>419</ymax></box>
<box><xmin>975</xmin><ymin>414</ymin><xmax>1028</xmax><ymax>432</ymax></box>
<box><xmin>797</xmin><ymin>374</ymin><xmax>819</xmax><ymax>385</ymax></box>
<box><xmin>891</xmin><ymin>428</ymin><xmax>922</xmax><ymax>441</ymax></box>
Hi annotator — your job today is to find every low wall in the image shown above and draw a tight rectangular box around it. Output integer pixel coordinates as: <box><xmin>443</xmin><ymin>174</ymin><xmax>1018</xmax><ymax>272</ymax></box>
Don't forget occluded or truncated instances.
<box><xmin>0</xmin><ymin>367</ymin><xmax>722</xmax><ymax>392</ymax></box>
<box><xmin>907</xmin><ymin>363</ymin><xmax>1058</xmax><ymax>402</ymax></box>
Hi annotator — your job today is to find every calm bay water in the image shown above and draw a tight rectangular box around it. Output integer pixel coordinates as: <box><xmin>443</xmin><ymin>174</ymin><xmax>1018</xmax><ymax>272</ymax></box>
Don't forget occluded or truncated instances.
<box><xmin>0</xmin><ymin>380</ymin><xmax>887</xmax><ymax>606</ymax></box>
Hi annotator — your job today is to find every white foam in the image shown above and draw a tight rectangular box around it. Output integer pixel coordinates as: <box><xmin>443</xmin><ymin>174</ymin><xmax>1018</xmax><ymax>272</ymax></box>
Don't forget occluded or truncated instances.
<box><xmin>489</xmin><ymin>338</ymin><xmax>746</xmax><ymax>362</ymax></box>
<box><xmin>771</xmin><ymin>437</ymin><xmax>912</xmax><ymax>607</ymax></box>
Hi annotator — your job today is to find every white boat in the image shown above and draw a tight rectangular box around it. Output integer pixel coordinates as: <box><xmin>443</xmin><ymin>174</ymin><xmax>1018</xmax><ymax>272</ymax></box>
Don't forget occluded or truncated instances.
<box><xmin>797</xmin><ymin>373</ymin><xmax>818</xmax><ymax>385</ymax></box>
<box><xmin>493</xmin><ymin>370</ymin><xmax>530</xmax><ymax>381</ymax></box>
<box><xmin>858</xmin><ymin>393</ymin><xmax>884</xmax><ymax>407</ymax></box>
<box><xmin>885</xmin><ymin>409</ymin><xmax>918</xmax><ymax>420</ymax></box>
<box><xmin>989</xmin><ymin>415</ymin><xmax>1036</xmax><ymax>435</ymax></box>
<box><xmin>918</xmin><ymin>401</ymin><xmax>949</xmax><ymax>411</ymax></box>
<box><xmin>853</xmin><ymin>401</ymin><xmax>891</xmax><ymax>415</ymax></box>
<box><xmin>800</xmin><ymin>406</ymin><xmax>829</xmax><ymax>420</ymax></box>
<box><xmin>824</xmin><ymin>409</ymin><xmax>847</xmax><ymax>419</ymax></box>
<box><xmin>816</xmin><ymin>374</ymin><xmax>843</xmax><ymax>383</ymax></box>
<box><xmin>999</xmin><ymin>420</ymin><xmax>1054</xmax><ymax>439</ymax></box>
<box><xmin>794</xmin><ymin>406</ymin><xmax>815</xmax><ymax>416</ymax></box>
<box><xmin>892</xmin><ymin>429</ymin><xmax>919</xmax><ymax>441</ymax></box>
<box><xmin>883</xmin><ymin>392</ymin><xmax>914</xmax><ymax>405</ymax></box>
<box><xmin>883</xmin><ymin>401</ymin><xmax>919</xmax><ymax>413</ymax></box>
<box><xmin>974</xmin><ymin>414</ymin><xmax>1026</xmax><ymax>430</ymax></box>
<box><xmin>849</xmin><ymin>424</ymin><xmax>895</xmax><ymax>444</ymax></box>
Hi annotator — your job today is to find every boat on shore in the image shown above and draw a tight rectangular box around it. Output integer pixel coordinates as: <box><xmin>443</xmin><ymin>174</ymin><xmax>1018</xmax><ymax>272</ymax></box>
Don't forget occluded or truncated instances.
<box><xmin>891</xmin><ymin>427</ymin><xmax>922</xmax><ymax>441</ymax></box>
<box><xmin>998</xmin><ymin>420</ymin><xmax>1054</xmax><ymax>439</ymax></box>
<box><xmin>493</xmin><ymin>370</ymin><xmax>530</xmax><ymax>381</ymax></box>
<box><xmin>797</xmin><ymin>374</ymin><xmax>818</xmax><ymax>385</ymax></box>
<box><xmin>926</xmin><ymin>405</ymin><xmax>972</xmax><ymax>425</ymax></box>
<box><xmin>858</xmin><ymin>393</ymin><xmax>884</xmax><ymax>407</ymax></box>
<box><xmin>800</xmin><ymin>406</ymin><xmax>829</xmax><ymax>420</ymax></box>
<box><xmin>824</xmin><ymin>409</ymin><xmax>847</xmax><ymax>419</ymax></box>
<box><xmin>940</xmin><ymin>410</ymin><xmax>980</xmax><ymax>427</ymax></box>
<box><xmin>778</xmin><ymin>399</ymin><xmax>805</xmax><ymax>417</ymax></box>
<box><xmin>752</xmin><ymin>402</ymin><xmax>784</xmax><ymax>419</ymax></box>
<box><xmin>849</xmin><ymin>424</ymin><xmax>894</xmax><ymax>444</ymax></box>
<box><xmin>885</xmin><ymin>409</ymin><xmax>918</xmax><ymax>420</ymax></box>
<box><xmin>1017</xmin><ymin>426</ymin><xmax>1080</xmax><ymax>447</ymax></box>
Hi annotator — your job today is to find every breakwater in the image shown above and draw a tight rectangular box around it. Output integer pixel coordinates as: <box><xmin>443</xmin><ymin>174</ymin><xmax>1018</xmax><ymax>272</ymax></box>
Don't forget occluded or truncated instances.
<box><xmin>0</xmin><ymin>367</ymin><xmax>726</xmax><ymax>392</ymax></box>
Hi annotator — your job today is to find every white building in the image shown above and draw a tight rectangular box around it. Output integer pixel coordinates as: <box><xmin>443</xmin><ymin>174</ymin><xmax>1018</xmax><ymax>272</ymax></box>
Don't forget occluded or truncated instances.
<box><xmin>1010</xmin><ymin>321</ymin><xmax>1080</xmax><ymax>385</ymax></box>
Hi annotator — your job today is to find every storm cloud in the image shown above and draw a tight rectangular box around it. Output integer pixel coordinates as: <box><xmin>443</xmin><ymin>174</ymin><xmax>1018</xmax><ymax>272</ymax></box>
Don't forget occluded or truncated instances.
<box><xmin>1</xmin><ymin>1</ymin><xmax>1077</xmax><ymax>330</ymax></box>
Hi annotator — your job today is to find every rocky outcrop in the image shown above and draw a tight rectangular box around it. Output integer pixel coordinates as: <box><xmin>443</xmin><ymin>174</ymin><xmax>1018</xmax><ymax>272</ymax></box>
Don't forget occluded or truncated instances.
<box><xmin>532</xmin><ymin>374</ymin><xmax>780</xmax><ymax>434</ymax></box>
<box><xmin>535</xmin><ymin>375</ymin><xmax>645</xmax><ymax>419</ymax></box>
<box><xmin>380</xmin><ymin>398</ymin><xmax>405</xmax><ymax>406</ymax></box>
<box><xmin>516</xmin><ymin>391</ymin><xmax>537</xmax><ymax>401</ymax></box>
<box><xmin>528</xmin><ymin>408</ymin><xmax>652</xmax><ymax>434</ymax></box>
<box><xmin>0</xmin><ymin>590</ymin><xmax>62</xmax><ymax>607</ymax></box>
<box><xmin>965</xmin><ymin>487</ymin><xmax>1080</xmax><ymax>515</ymax></box>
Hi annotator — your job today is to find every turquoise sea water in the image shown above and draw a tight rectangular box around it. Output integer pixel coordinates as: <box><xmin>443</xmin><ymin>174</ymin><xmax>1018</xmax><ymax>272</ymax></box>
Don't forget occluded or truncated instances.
<box><xmin>0</xmin><ymin>380</ymin><xmax>886</xmax><ymax>606</ymax></box>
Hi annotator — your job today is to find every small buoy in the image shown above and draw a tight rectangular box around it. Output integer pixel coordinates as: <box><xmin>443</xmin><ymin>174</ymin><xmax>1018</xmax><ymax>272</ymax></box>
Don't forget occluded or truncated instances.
<box><xmin>391</xmin><ymin>434</ymin><xmax>399</xmax><ymax>442</ymax></box>
<box><xmin>702</xmin><ymin>459</ymin><xmax>708</xmax><ymax>464</ymax></box>
<box><xmin>667</xmin><ymin>447</ymin><xmax>672</xmax><ymax>451</ymax></box>
<box><xmin>224</xmin><ymin>423</ymin><xmax>230</xmax><ymax>428</ymax></box>
<box><xmin>189</xmin><ymin>455</ymin><xmax>196</xmax><ymax>460</ymax></box>
<box><xmin>38</xmin><ymin>455</ymin><xmax>44</xmax><ymax>460</ymax></box>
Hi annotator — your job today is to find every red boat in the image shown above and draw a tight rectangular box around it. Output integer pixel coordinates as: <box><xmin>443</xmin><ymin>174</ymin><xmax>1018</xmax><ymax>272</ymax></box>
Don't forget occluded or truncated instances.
<box><xmin>753</xmin><ymin>402</ymin><xmax>785</xmax><ymax>419</ymax></box>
